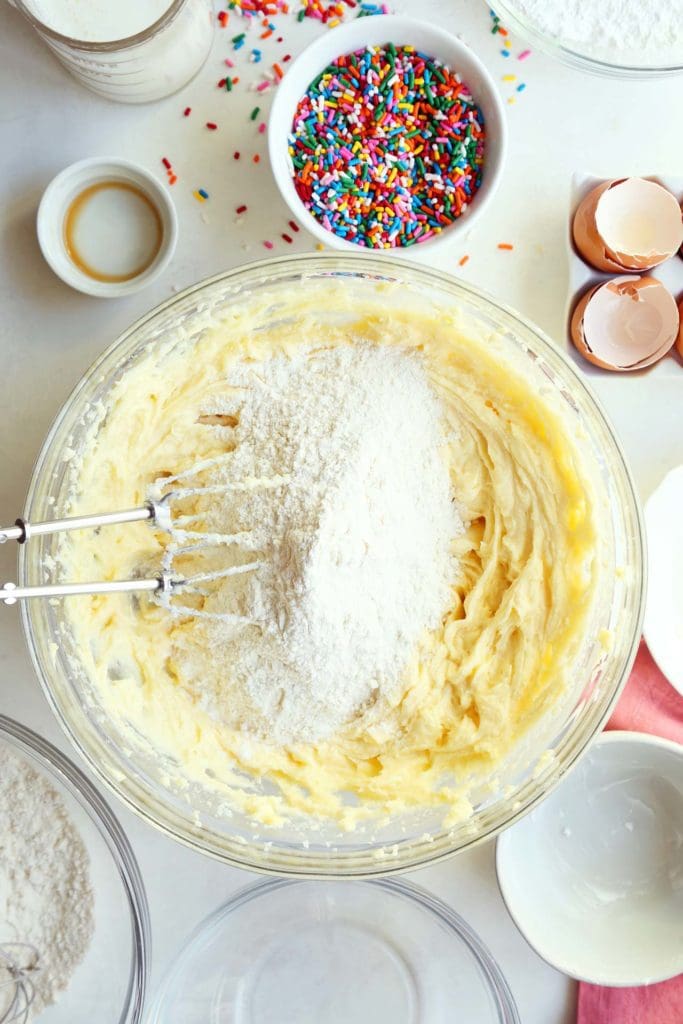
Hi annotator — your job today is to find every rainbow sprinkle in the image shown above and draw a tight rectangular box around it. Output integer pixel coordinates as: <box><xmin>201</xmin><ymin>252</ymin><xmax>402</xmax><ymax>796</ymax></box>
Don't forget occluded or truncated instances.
<box><xmin>288</xmin><ymin>44</ymin><xmax>486</xmax><ymax>248</ymax></box>
<box><xmin>228</xmin><ymin>0</ymin><xmax>289</xmax><ymax>17</ymax></box>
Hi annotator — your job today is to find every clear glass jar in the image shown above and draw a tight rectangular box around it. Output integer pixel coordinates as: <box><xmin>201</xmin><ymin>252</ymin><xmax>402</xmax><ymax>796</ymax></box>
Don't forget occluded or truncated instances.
<box><xmin>13</xmin><ymin>0</ymin><xmax>214</xmax><ymax>103</ymax></box>
<box><xmin>20</xmin><ymin>254</ymin><xmax>645</xmax><ymax>876</ymax></box>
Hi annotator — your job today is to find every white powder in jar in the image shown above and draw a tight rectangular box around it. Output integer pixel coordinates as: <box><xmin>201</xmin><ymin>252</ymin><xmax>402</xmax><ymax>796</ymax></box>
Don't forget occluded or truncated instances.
<box><xmin>170</xmin><ymin>343</ymin><xmax>461</xmax><ymax>746</ymax></box>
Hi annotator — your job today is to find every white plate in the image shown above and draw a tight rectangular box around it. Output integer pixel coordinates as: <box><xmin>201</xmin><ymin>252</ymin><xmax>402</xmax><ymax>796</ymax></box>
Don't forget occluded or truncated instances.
<box><xmin>496</xmin><ymin>732</ymin><xmax>683</xmax><ymax>986</ymax></box>
<box><xmin>644</xmin><ymin>466</ymin><xmax>683</xmax><ymax>696</ymax></box>
<box><xmin>565</xmin><ymin>172</ymin><xmax>683</xmax><ymax>378</ymax></box>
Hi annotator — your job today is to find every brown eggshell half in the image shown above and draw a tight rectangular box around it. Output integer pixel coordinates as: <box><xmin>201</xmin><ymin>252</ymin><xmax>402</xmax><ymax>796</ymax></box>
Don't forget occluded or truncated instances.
<box><xmin>573</xmin><ymin>180</ymin><xmax>628</xmax><ymax>273</ymax></box>
<box><xmin>571</xmin><ymin>276</ymin><xmax>679</xmax><ymax>371</ymax></box>
<box><xmin>572</xmin><ymin>178</ymin><xmax>683</xmax><ymax>273</ymax></box>
<box><xmin>678</xmin><ymin>298</ymin><xmax>683</xmax><ymax>359</ymax></box>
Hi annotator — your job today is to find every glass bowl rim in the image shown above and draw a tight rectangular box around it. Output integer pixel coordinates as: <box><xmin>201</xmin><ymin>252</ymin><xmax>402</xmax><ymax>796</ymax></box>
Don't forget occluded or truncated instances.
<box><xmin>12</xmin><ymin>0</ymin><xmax>190</xmax><ymax>53</ymax></box>
<box><xmin>492</xmin><ymin>0</ymin><xmax>683</xmax><ymax>78</ymax></box>
<box><xmin>19</xmin><ymin>252</ymin><xmax>646</xmax><ymax>876</ymax></box>
<box><xmin>0</xmin><ymin>713</ymin><xmax>151</xmax><ymax>1024</ymax></box>
<box><xmin>147</xmin><ymin>875</ymin><xmax>521</xmax><ymax>1024</ymax></box>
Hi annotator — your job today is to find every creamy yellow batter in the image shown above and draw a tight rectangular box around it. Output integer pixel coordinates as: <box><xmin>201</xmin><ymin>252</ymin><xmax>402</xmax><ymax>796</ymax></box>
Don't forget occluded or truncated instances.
<box><xmin>58</xmin><ymin>283</ymin><xmax>600</xmax><ymax>830</ymax></box>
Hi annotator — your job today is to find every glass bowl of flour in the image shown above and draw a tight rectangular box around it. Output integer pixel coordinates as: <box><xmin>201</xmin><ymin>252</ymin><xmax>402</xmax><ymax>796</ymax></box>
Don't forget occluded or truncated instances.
<box><xmin>0</xmin><ymin>715</ymin><xmax>149</xmax><ymax>1021</ymax></box>
<box><xmin>493</xmin><ymin>0</ymin><xmax>683</xmax><ymax>77</ymax></box>
<box><xmin>19</xmin><ymin>254</ymin><xmax>644</xmax><ymax>876</ymax></box>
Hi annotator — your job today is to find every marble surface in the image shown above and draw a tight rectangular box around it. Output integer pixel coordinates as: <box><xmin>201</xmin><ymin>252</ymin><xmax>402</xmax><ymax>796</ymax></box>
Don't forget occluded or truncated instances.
<box><xmin>1</xmin><ymin>2</ymin><xmax>682</xmax><ymax>1020</ymax></box>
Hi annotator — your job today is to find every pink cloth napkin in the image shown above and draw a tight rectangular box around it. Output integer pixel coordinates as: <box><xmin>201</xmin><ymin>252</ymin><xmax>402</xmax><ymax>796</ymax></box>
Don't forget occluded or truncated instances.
<box><xmin>604</xmin><ymin>639</ymin><xmax>683</xmax><ymax>744</ymax></box>
<box><xmin>577</xmin><ymin>639</ymin><xmax>683</xmax><ymax>1023</ymax></box>
<box><xmin>578</xmin><ymin>975</ymin><xmax>683</xmax><ymax>1024</ymax></box>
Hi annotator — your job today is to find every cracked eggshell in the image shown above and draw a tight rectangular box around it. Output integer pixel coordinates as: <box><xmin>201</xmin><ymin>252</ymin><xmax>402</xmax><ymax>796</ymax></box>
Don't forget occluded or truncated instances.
<box><xmin>571</xmin><ymin>275</ymin><xmax>679</xmax><ymax>371</ymax></box>
<box><xmin>572</xmin><ymin>177</ymin><xmax>683</xmax><ymax>273</ymax></box>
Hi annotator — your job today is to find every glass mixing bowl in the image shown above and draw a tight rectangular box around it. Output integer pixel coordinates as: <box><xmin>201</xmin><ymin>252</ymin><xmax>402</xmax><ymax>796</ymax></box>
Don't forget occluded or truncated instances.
<box><xmin>0</xmin><ymin>715</ymin><xmax>150</xmax><ymax>1023</ymax></box>
<box><xmin>20</xmin><ymin>254</ymin><xmax>644</xmax><ymax>876</ymax></box>
<box><xmin>146</xmin><ymin>878</ymin><xmax>520</xmax><ymax>1023</ymax></box>
<box><xmin>493</xmin><ymin>0</ymin><xmax>683</xmax><ymax>78</ymax></box>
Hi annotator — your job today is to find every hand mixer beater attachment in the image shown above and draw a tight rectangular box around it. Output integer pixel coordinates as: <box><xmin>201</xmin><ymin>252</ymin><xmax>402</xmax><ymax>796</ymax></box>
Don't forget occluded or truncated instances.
<box><xmin>0</xmin><ymin>453</ymin><xmax>287</xmax><ymax>620</ymax></box>
<box><xmin>0</xmin><ymin>944</ymin><xmax>39</xmax><ymax>1024</ymax></box>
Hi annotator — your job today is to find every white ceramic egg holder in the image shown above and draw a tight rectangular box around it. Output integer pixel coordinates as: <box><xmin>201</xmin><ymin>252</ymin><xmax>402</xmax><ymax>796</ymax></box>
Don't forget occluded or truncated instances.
<box><xmin>566</xmin><ymin>171</ymin><xmax>683</xmax><ymax>378</ymax></box>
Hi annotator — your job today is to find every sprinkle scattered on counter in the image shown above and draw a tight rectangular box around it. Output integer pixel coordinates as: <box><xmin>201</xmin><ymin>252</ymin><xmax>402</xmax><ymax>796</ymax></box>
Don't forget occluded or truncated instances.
<box><xmin>288</xmin><ymin>44</ymin><xmax>486</xmax><ymax>248</ymax></box>
<box><xmin>490</xmin><ymin>8</ymin><xmax>532</xmax><ymax>84</ymax></box>
<box><xmin>183</xmin><ymin>106</ymin><xmax>192</xmax><ymax>116</ymax></box>
<box><xmin>497</xmin><ymin>242</ymin><xmax>514</xmax><ymax>250</ymax></box>
<box><xmin>228</xmin><ymin>0</ymin><xmax>289</xmax><ymax>18</ymax></box>
<box><xmin>162</xmin><ymin>157</ymin><xmax>178</xmax><ymax>185</ymax></box>
<box><xmin>194</xmin><ymin>188</ymin><xmax>210</xmax><ymax>202</ymax></box>
<box><xmin>459</xmin><ymin>254</ymin><xmax>470</xmax><ymax>266</ymax></box>
<box><xmin>206</xmin><ymin>121</ymin><xmax>219</xmax><ymax>130</ymax></box>
<box><xmin>225</xmin><ymin>0</ymin><xmax>384</xmax><ymax>28</ymax></box>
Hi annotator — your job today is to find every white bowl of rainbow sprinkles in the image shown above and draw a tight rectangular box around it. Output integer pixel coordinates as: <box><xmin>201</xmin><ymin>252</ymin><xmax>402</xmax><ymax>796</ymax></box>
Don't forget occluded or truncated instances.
<box><xmin>269</xmin><ymin>16</ymin><xmax>507</xmax><ymax>251</ymax></box>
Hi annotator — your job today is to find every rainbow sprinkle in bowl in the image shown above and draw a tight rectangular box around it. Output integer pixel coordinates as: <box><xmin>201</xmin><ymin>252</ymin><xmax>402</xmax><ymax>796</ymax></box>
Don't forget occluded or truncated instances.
<box><xmin>269</xmin><ymin>16</ymin><xmax>507</xmax><ymax>252</ymax></box>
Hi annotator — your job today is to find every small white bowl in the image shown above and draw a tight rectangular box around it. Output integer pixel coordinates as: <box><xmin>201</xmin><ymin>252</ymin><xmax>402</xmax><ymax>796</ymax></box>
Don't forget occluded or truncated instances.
<box><xmin>37</xmin><ymin>157</ymin><xmax>178</xmax><ymax>297</ymax></box>
<box><xmin>268</xmin><ymin>16</ymin><xmax>507</xmax><ymax>253</ymax></box>
<box><xmin>644</xmin><ymin>465</ymin><xmax>683</xmax><ymax>696</ymax></box>
<box><xmin>496</xmin><ymin>732</ymin><xmax>683</xmax><ymax>986</ymax></box>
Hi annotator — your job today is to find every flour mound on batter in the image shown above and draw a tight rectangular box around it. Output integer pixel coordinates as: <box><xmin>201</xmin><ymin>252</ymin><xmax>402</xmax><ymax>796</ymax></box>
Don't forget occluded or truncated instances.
<box><xmin>168</xmin><ymin>344</ymin><xmax>461</xmax><ymax>745</ymax></box>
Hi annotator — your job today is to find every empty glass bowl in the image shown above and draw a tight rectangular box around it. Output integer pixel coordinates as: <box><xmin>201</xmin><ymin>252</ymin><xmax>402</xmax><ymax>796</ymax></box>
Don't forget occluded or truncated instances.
<box><xmin>146</xmin><ymin>877</ymin><xmax>520</xmax><ymax>1024</ymax></box>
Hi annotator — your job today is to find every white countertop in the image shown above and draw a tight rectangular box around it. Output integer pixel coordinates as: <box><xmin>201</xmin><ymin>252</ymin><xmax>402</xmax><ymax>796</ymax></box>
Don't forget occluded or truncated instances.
<box><xmin>0</xmin><ymin>2</ymin><xmax>682</xmax><ymax>1021</ymax></box>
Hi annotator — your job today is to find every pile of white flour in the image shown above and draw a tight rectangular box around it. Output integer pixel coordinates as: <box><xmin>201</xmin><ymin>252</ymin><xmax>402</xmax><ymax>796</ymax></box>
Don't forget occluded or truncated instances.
<box><xmin>0</xmin><ymin>746</ymin><xmax>94</xmax><ymax>1019</ymax></box>
<box><xmin>510</xmin><ymin>0</ymin><xmax>683</xmax><ymax>64</ymax></box>
<box><xmin>172</xmin><ymin>343</ymin><xmax>461</xmax><ymax>746</ymax></box>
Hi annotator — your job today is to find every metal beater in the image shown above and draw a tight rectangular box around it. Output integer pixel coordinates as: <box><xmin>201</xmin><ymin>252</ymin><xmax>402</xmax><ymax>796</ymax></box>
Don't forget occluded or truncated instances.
<box><xmin>0</xmin><ymin>944</ymin><xmax>39</xmax><ymax>1024</ymax></box>
<box><xmin>0</xmin><ymin>454</ymin><xmax>287</xmax><ymax>619</ymax></box>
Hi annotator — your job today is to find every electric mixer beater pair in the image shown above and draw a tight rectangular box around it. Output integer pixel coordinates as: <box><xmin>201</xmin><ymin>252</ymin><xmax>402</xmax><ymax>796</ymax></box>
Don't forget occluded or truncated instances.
<box><xmin>0</xmin><ymin>457</ymin><xmax>287</xmax><ymax>618</ymax></box>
